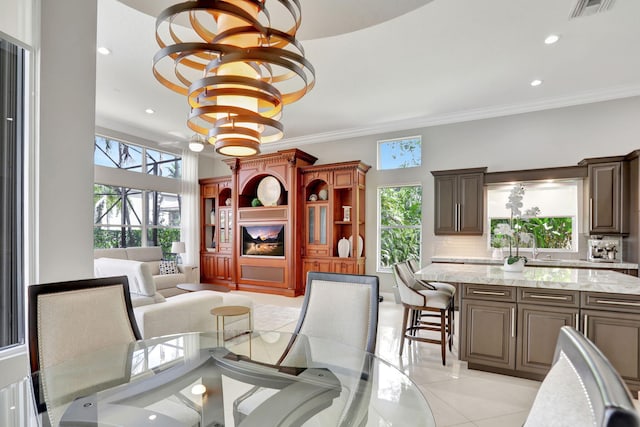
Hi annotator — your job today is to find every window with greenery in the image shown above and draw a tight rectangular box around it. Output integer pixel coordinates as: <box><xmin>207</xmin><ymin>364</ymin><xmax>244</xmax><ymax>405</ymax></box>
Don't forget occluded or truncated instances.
<box><xmin>94</xmin><ymin>136</ymin><xmax>181</xmax><ymax>179</ymax></box>
<box><xmin>0</xmin><ymin>38</ymin><xmax>25</xmax><ymax>349</ymax></box>
<box><xmin>487</xmin><ymin>181</ymin><xmax>579</xmax><ymax>252</ymax></box>
<box><xmin>377</xmin><ymin>136</ymin><xmax>422</xmax><ymax>170</ymax></box>
<box><xmin>94</xmin><ymin>185</ymin><xmax>181</xmax><ymax>256</ymax></box>
<box><xmin>378</xmin><ymin>185</ymin><xmax>422</xmax><ymax>271</ymax></box>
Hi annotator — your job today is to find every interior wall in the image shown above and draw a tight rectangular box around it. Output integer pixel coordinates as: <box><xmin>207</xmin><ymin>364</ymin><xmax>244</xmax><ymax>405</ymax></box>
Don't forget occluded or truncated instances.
<box><xmin>37</xmin><ymin>0</ymin><xmax>97</xmax><ymax>282</ymax></box>
<box><xmin>0</xmin><ymin>0</ymin><xmax>34</xmax><ymax>45</ymax></box>
<box><xmin>203</xmin><ymin>95</ymin><xmax>640</xmax><ymax>292</ymax></box>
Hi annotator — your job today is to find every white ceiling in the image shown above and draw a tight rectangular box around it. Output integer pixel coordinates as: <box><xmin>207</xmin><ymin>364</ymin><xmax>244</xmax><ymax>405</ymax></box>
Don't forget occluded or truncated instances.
<box><xmin>95</xmin><ymin>0</ymin><xmax>640</xmax><ymax>153</ymax></box>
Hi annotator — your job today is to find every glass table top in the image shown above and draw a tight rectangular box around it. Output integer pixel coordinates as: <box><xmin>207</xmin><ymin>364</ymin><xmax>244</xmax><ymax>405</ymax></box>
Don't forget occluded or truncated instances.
<box><xmin>19</xmin><ymin>331</ymin><xmax>435</xmax><ymax>426</ymax></box>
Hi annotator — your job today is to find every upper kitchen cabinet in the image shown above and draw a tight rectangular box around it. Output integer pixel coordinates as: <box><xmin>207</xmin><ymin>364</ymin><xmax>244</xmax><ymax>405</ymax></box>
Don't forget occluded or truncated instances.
<box><xmin>580</xmin><ymin>157</ymin><xmax>629</xmax><ymax>235</ymax></box>
<box><xmin>432</xmin><ymin>167</ymin><xmax>486</xmax><ymax>235</ymax></box>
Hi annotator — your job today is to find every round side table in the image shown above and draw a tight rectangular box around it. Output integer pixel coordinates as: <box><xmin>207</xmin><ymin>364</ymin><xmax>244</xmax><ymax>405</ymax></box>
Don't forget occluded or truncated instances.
<box><xmin>211</xmin><ymin>305</ymin><xmax>252</xmax><ymax>356</ymax></box>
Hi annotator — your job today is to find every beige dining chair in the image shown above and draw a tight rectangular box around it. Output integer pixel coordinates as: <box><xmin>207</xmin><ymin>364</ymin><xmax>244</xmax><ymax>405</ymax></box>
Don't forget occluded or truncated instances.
<box><xmin>234</xmin><ymin>271</ymin><xmax>380</xmax><ymax>427</ymax></box>
<box><xmin>394</xmin><ymin>262</ymin><xmax>452</xmax><ymax>365</ymax></box>
<box><xmin>524</xmin><ymin>326</ymin><xmax>639</xmax><ymax>427</ymax></box>
<box><xmin>28</xmin><ymin>276</ymin><xmax>142</xmax><ymax>425</ymax></box>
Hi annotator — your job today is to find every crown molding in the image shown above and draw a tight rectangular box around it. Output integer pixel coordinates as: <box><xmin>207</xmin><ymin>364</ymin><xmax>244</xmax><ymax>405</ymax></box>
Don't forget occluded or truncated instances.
<box><xmin>276</xmin><ymin>85</ymin><xmax>640</xmax><ymax>149</ymax></box>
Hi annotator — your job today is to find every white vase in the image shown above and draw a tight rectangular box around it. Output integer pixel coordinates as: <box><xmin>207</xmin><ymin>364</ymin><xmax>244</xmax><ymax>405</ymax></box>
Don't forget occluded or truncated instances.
<box><xmin>503</xmin><ymin>258</ymin><xmax>525</xmax><ymax>272</ymax></box>
<box><xmin>337</xmin><ymin>237</ymin><xmax>350</xmax><ymax>258</ymax></box>
<box><xmin>492</xmin><ymin>248</ymin><xmax>503</xmax><ymax>259</ymax></box>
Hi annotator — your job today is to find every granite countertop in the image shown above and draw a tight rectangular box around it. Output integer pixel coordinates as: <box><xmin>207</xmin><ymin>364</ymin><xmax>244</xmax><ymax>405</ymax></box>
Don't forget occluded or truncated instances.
<box><xmin>417</xmin><ymin>263</ymin><xmax>640</xmax><ymax>295</ymax></box>
<box><xmin>431</xmin><ymin>256</ymin><xmax>639</xmax><ymax>270</ymax></box>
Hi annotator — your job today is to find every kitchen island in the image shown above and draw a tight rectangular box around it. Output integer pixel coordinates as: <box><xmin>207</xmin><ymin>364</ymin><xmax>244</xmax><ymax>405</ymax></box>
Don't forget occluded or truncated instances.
<box><xmin>417</xmin><ymin>263</ymin><xmax>640</xmax><ymax>391</ymax></box>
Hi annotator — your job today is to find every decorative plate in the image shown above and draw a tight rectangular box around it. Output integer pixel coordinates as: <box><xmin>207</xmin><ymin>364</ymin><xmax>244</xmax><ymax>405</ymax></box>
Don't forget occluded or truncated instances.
<box><xmin>256</xmin><ymin>176</ymin><xmax>281</xmax><ymax>206</ymax></box>
<box><xmin>349</xmin><ymin>235</ymin><xmax>364</xmax><ymax>258</ymax></box>
<box><xmin>318</xmin><ymin>189</ymin><xmax>328</xmax><ymax>200</ymax></box>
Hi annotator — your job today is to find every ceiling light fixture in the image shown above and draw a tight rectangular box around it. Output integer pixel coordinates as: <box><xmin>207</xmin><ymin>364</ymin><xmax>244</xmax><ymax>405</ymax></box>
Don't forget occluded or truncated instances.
<box><xmin>188</xmin><ymin>134</ymin><xmax>205</xmax><ymax>152</ymax></box>
<box><xmin>97</xmin><ymin>46</ymin><xmax>111</xmax><ymax>55</ymax></box>
<box><xmin>145</xmin><ymin>108</ymin><xmax>155</xmax><ymax>114</ymax></box>
<box><xmin>544</xmin><ymin>34</ymin><xmax>560</xmax><ymax>45</ymax></box>
<box><xmin>153</xmin><ymin>0</ymin><xmax>315</xmax><ymax>157</ymax></box>
<box><xmin>530</xmin><ymin>79</ymin><xmax>543</xmax><ymax>87</ymax></box>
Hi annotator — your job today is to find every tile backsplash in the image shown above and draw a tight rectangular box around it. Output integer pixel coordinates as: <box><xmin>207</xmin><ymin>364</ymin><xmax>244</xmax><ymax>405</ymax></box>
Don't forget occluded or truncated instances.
<box><xmin>430</xmin><ymin>233</ymin><xmax>624</xmax><ymax>261</ymax></box>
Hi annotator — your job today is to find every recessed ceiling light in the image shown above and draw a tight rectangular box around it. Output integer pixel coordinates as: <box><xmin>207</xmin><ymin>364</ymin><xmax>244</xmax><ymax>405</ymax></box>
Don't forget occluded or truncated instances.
<box><xmin>544</xmin><ymin>34</ymin><xmax>560</xmax><ymax>45</ymax></box>
<box><xmin>530</xmin><ymin>79</ymin><xmax>543</xmax><ymax>87</ymax></box>
<box><xmin>145</xmin><ymin>108</ymin><xmax>155</xmax><ymax>114</ymax></box>
<box><xmin>97</xmin><ymin>47</ymin><xmax>111</xmax><ymax>55</ymax></box>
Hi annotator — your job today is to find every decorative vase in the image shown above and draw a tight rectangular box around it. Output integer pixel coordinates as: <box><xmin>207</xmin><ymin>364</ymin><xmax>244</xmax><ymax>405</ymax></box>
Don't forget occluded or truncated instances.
<box><xmin>503</xmin><ymin>258</ymin><xmax>525</xmax><ymax>272</ymax></box>
<box><xmin>492</xmin><ymin>248</ymin><xmax>503</xmax><ymax>259</ymax></box>
<box><xmin>337</xmin><ymin>237</ymin><xmax>350</xmax><ymax>258</ymax></box>
<box><xmin>210</xmin><ymin>208</ymin><xmax>216</xmax><ymax>225</ymax></box>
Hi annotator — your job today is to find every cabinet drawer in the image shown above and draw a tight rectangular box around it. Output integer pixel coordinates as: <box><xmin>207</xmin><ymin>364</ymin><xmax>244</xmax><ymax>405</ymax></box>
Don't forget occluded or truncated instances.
<box><xmin>581</xmin><ymin>292</ymin><xmax>640</xmax><ymax>314</ymax></box>
<box><xmin>306</xmin><ymin>248</ymin><xmax>330</xmax><ymax>256</ymax></box>
<box><xmin>463</xmin><ymin>284</ymin><xmax>516</xmax><ymax>302</ymax></box>
<box><xmin>518</xmin><ymin>288</ymin><xmax>579</xmax><ymax>308</ymax></box>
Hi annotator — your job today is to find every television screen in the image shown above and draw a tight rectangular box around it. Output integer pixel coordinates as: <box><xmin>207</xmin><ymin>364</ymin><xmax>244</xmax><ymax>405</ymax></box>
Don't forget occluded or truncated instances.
<box><xmin>241</xmin><ymin>225</ymin><xmax>285</xmax><ymax>257</ymax></box>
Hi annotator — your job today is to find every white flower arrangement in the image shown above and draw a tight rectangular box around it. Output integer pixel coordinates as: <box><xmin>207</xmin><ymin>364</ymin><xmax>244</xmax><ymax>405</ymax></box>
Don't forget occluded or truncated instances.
<box><xmin>494</xmin><ymin>185</ymin><xmax>541</xmax><ymax>265</ymax></box>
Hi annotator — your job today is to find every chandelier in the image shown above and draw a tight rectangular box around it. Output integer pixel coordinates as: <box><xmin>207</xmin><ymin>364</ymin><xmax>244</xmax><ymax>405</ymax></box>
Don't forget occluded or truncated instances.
<box><xmin>153</xmin><ymin>0</ymin><xmax>315</xmax><ymax>157</ymax></box>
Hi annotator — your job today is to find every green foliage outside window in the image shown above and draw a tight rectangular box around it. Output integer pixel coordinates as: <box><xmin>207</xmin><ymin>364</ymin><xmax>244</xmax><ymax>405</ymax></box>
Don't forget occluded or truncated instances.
<box><xmin>379</xmin><ymin>186</ymin><xmax>422</xmax><ymax>269</ymax></box>
<box><xmin>490</xmin><ymin>217</ymin><xmax>573</xmax><ymax>250</ymax></box>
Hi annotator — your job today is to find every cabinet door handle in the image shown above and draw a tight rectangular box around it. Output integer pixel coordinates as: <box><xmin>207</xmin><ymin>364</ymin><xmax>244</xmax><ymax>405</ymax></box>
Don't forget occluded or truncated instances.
<box><xmin>529</xmin><ymin>294</ymin><xmax>569</xmax><ymax>301</ymax></box>
<box><xmin>575</xmin><ymin>313</ymin><xmax>579</xmax><ymax>330</ymax></box>
<box><xmin>457</xmin><ymin>203</ymin><xmax>461</xmax><ymax>231</ymax></box>
<box><xmin>594</xmin><ymin>299</ymin><xmax>640</xmax><ymax>307</ymax></box>
<box><xmin>511</xmin><ymin>307</ymin><xmax>515</xmax><ymax>338</ymax></box>
<box><xmin>589</xmin><ymin>198</ymin><xmax>593</xmax><ymax>230</ymax></box>
<box><xmin>454</xmin><ymin>203</ymin><xmax>459</xmax><ymax>232</ymax></box>
<box><xmin>584</xmin><ymin>314</ymin><xmax>588</xmax><ymax>336</ymax></box>
<box><xmin>472</xmin><ymin>290</ymin><xmax>506</xmax><ymax>296</ymax></box>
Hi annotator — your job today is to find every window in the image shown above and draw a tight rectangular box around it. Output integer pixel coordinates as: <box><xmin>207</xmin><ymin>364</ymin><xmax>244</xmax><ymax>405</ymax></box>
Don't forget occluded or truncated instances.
<box><xmin>94</xmin><ymin>185</ymin><xmax>181</xmax><ymax>256</ymax></box>
<box><xmin>487</xmin><ymin>181</ymin><xmax>580</xmax><ymax>252</ymax></box>
<box><xmin>94</xmin><ymin>136</ymin><xmax>181</xmax><ymax>178</ymax></box>
<box><xmin>378</xmin><ymin>185</ymin><xmax>422</xmax><ymax>271</ymax></box>
<box><xmin>377</xmin><ymin>136</ymin><xmax>421</xmax><ymax>170</ymax></box>
<box><xmin>94</xmin><ymin>136</ymin><xmax>182</xmax><ymax>256</ymax></box>
<box><xmin>0</xmin><ymin>38</ymin><xmax>26</xmax><ymax>349</ymax></box>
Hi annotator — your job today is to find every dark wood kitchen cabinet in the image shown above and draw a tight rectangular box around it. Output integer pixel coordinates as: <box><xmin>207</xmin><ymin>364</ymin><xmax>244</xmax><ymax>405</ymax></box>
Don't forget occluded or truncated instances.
<box><xmin>583</xmin><ymin>159</ymin><xmax>629</xmax><ymax>235</ymax></box>
<box><xmin>460</xmin><ymin>284</ymin><xmax>516</xmax><ymax>370</ymax></box>
<box><xmin>515</xmin><ymin>288</ymin><xmax>580</xmax><ymax>376</ymax></box>
<box><xmin>432</xmin><ymin>167</ymin><xmax>486</xmax><ymax>235</ymax></box>
<box><xmin>582</xmin><ymin>292</ymin><xmax>640</xmax><ymax>392</ymax></box>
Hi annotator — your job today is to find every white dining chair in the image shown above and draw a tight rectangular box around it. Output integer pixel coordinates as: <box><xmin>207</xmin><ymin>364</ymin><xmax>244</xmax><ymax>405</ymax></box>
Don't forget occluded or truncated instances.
<box><xmin>233</xmin><ymin>271</ymin><xmax>380</xmax><ymax>427</ymax></box>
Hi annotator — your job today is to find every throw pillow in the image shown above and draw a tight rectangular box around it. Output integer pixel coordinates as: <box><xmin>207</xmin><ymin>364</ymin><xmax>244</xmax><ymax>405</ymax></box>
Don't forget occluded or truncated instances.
<box><xmin>159</xmin><ymin>260</ymin><xmax>179</xmax><ymax>275</ymax></box>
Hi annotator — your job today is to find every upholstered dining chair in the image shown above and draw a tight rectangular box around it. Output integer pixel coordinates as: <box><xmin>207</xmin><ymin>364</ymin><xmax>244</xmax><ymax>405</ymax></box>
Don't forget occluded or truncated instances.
<box><xmin>524</xmin><ymin>326</ymin><xmax>639</xmax><ymax>427</ymax></box>
<box><xmin>234</xmin><ymin>271</ymin><xmax>380</xmax><ymax>427</ymax></box>
<box><xmin>28</xmin><ymin>276</ymin><xmax>142</xmax><ymax>426</ymax></box>
<box><xmin>393</xmin><ymin>262</ymin><xmax>452</xmax><ymax>365</ymax></box>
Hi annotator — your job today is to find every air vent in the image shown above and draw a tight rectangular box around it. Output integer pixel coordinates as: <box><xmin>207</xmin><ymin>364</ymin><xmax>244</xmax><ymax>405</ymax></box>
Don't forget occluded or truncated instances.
<box><xmin>570</xmin><ymin>0</ymin><xmax>616</xmax><ymax>18</ymax></box>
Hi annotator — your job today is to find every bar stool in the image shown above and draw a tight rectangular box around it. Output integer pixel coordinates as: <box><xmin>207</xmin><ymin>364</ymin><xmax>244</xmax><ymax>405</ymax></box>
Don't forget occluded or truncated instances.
<box><xmin>407</xmin><ymin>259</ymin><xmax>456</xmax><ymax>337</ymax></box>
<box><xmin>393</xmin><ymin>262</ymin><xmax>452</xmax><ymax>365</ymax></box>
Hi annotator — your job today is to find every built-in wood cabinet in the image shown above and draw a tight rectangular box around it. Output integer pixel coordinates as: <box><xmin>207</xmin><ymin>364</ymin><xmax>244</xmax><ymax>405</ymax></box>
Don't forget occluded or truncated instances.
<box><xmin>219</xmin><ymin>149</ymin><xmax>317</xmax><ymax>297</ymax></box>
<box><xmin>580</xmin><ymin>158</ymin><xmax>629</xmax><ymax>235</ymax></box>
<box><xmin>432</xmin><ymin>167</ymin><xmax>486</xmax><ymax>235</ymax></box>
<box><xmin>300</xmin><ymin>161</ymin><xmax>370</xmax><ymax>282</ymax></box>
<box><xmin>199</xmin><ymin>177</ymin><xmax>234</xmax><ymax>286</ymax></box>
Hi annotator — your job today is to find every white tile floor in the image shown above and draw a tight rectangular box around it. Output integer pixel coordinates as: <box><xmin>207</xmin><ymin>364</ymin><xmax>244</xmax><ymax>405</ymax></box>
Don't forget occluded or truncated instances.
<box><xmin>232</xmin><ymin>290</ymin><xmax>542</xmax><ymax>426</ymax></box>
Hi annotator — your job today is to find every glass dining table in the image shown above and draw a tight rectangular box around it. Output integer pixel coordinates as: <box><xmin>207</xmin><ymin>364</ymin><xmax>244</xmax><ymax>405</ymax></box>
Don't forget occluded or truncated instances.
<box><xmin>3</xmin><ymin>331</ymin><xmax>435</xmax><ymax>426</ymax></box>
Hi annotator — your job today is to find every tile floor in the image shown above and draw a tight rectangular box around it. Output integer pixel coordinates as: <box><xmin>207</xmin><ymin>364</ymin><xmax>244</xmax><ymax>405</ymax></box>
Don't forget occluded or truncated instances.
<box><xmin>233</xmin><ymin>290</ymin><xmax>541</xmax><ymax>427</ymax></box>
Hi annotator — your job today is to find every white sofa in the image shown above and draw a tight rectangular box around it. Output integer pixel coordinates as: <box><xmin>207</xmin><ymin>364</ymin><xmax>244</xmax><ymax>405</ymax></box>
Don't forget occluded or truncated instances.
<box><xmin>94</xmin><ymin>247</ymin><xmax>197</xmax><ymax>297</ymax></box>
<box><xmin>94</xmin><ymin>251</ymin><xmax>253</xmax><ymax>339</ymax></box>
